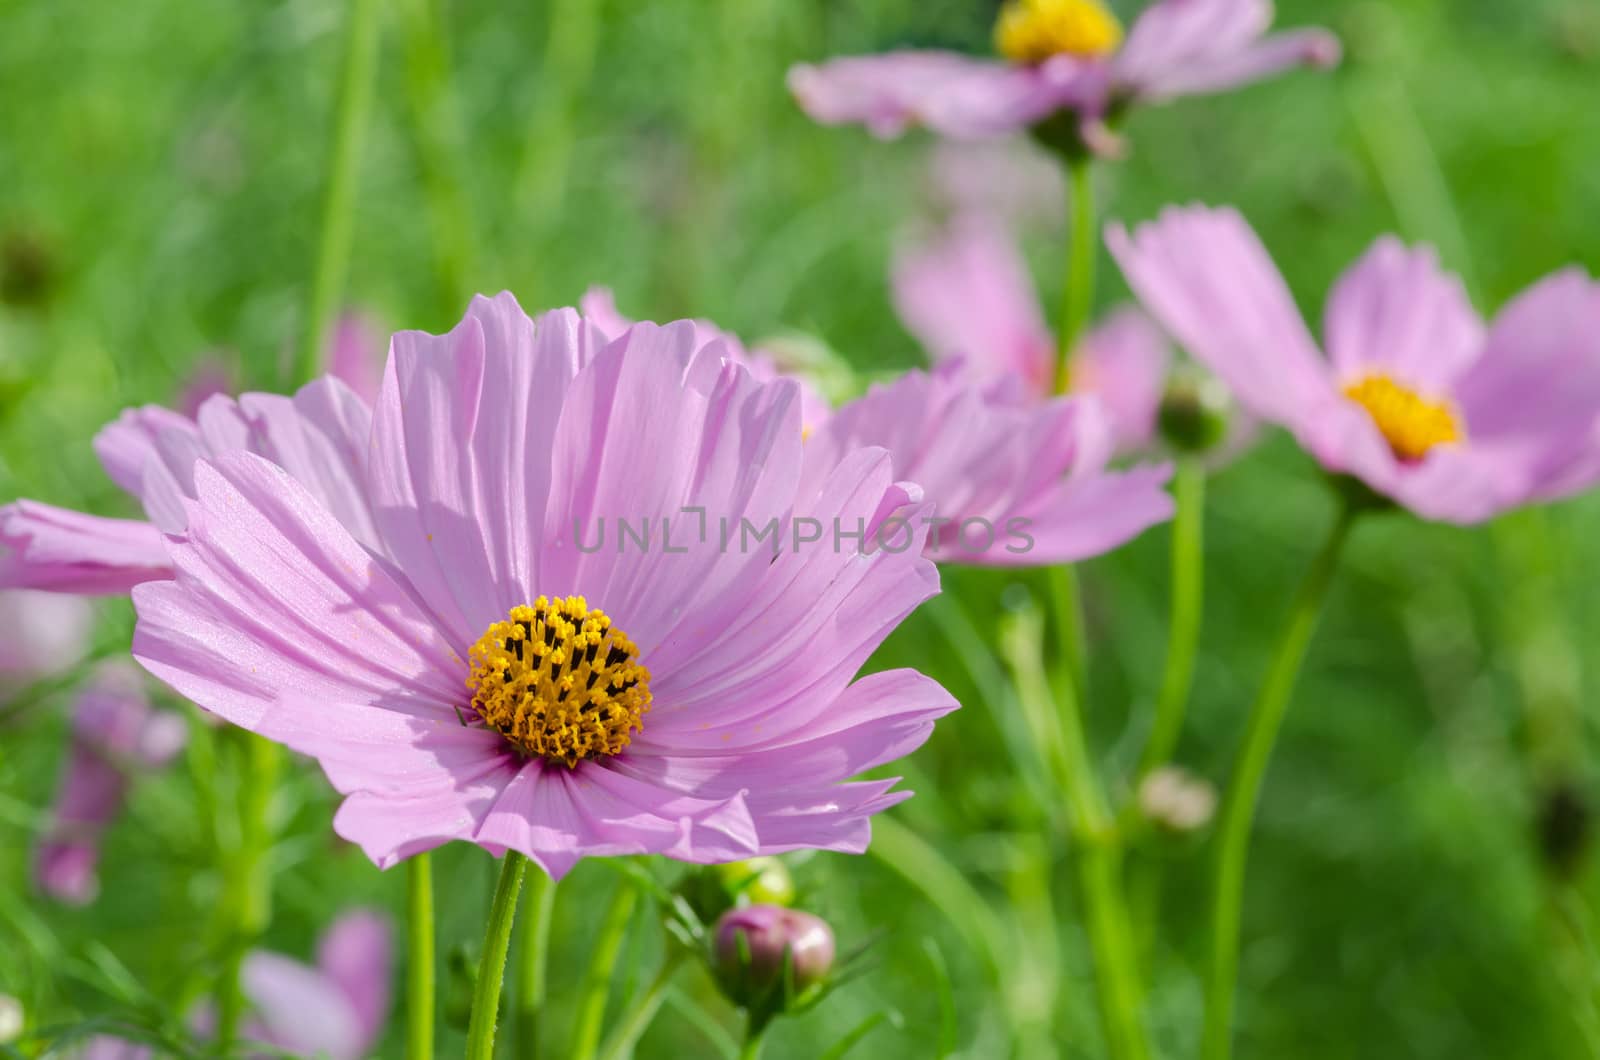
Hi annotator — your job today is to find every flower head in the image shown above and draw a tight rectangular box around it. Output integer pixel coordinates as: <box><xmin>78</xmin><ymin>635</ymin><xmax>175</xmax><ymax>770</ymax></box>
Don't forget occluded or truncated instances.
<box><xmin>1109</xmin><ymin>205</ymin><xmax>1600</xmax><ymax>522</ymax></box>
<box><xmin>133</xmin><ymin>294</ymin><xmax>956</xmax><ymax>878</ymax></box>
<box><xmin>35</xmin><ymin>664</ymin><xmax>186</xmax><ymax>904</ymax></box>
<box><xmin>789</xmin><ymin>0</ymin><xmax>1339</xmax><ymax>146</ymax></box>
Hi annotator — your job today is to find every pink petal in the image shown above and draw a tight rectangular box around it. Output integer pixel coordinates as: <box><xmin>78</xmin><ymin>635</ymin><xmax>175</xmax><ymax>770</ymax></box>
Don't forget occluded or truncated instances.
<box><xmin>788</xmin><ymin>52</ymin><xmax>1074</xmax><ymax>140</ymax></box>
<box><xmin>324</xmin><ymin>312</ymin><xmax>385</xmax><ymax>405</ymax></box>
<box><xmin>1449</xmin><ymin>270</ymin><xmax>1600</xmax><ymax>509</ymax></box>
<box><xmin>578</xmin><ymin>286</ymin><xmax>634</xmax><ymax>342</ymax></box>
<box><xmin>131</xmin><ymin>453</ymin><xmax>465</xmax><ymax>743</ymax></box>
<box><xmin>317</xmin><ymin>910</ymin><xmax>394</xmax><ymax>1050</ymax></box>
<box><xmin>1322</xmin><ymin>237</ymin><xmax>1484</xmax><ymax>391</ymax></box>
<box><xmin>1116</xmin><ymin>0</ymin><xmax>1338</xmax><ymax>101</ymax></box>
<box><xmin>474</xmin><ymin>763</ymin><xmax>759</xmax><ymax>878</ymax></box>
<box><xmin>93</xmin><ymin>405</ymin><xmax>203</xmax><ymax>501</ymax></box>
<box><xmin>1073</xmin><ymin>307</ymin><xmax>1172</xmax><ymax>453</ymax></box>
<box><xmin>536</xmin><ymin>321</ymin><xmax>805</xmax><ymax>655</ymax></box>
<box><xmin>1107</xmin><ymin>205</ymin><xmax>1336</xmax><ymax>429</ymax></box>
<box><xmin>368</xmin><ymin>296</ymin><xmax>602</xmax><ymax>646</ymax></box>
<box><xmin>0</xmin><ymin>501</ymin><xmax>169</xmax><ymax>594</ymax></box>
<box><xmin>645</xmin><ymin>446</ymin><xmax>939</xmax><ymax>743</ymax></box>
<box><xmin>893</xmin><ymin>212</ymin><xmax>1055</xmax><ymax>392</ymax></box>
<box><xmin>242</xmin><ymin>953</ymin><xmax>366</xmax><ymax>1060</ymax></box>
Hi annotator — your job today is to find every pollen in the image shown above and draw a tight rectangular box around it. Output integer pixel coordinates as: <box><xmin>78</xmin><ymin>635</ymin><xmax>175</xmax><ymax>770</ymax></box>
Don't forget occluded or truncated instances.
<box><xmin>1342</xmin><ymin>374</ymin><xmax>1464</xmax><ymax>462</ymax></box>
<box><xmin>466</xmin><ymin>596</ymin><xmax>651</xmax><ymax>768</ymax></box>
<box><xmin>995</xmin><ymin>0</ymin><xmax>1124</xmax><ymax>65</ymax></box>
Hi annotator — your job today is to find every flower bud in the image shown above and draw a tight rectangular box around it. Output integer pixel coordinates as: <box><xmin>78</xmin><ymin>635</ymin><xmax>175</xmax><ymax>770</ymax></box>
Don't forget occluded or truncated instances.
<box><xmin>1138</xmin><ymin>765</ymin><xmax>1217</xmax><ymax>834</ymax></box>
<box><xmin>712</xmin><ymin>905</ymin><xmax>835</xmax><ymax>1009</ymax></box>
<box><xmin>1158</xmin><ymin>374</ymin><xmax>1230</xmax><ymax>454</ymax></box>
<box><xmin>715</xmin><ymin>856</ymin><xmax>796</xmax><ymax>907</ymax></box>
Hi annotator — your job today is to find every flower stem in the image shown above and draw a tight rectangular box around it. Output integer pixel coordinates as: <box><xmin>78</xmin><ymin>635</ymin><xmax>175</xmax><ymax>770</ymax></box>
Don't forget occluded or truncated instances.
<box><xmin>292</xmin><ymin>0</ymin><xmax>381</xmax><ymax>388</ymax></box>
<box><xmin>406</xmin><ymin>852</ymin><xmax>436</xmax><ymax>1060</ymax></box>
<box><xmin>739</xmin><ymin>1022</ymin><xmax>767</xmax><ymax>1060</ymax></box>
<box><xmin>216</xmin><ymin>732</ymin><xmax>281</xmax><ymax>1050</ymax></box>
<box><xmin>1202</xmin><ymin>504</ymin><xmax>1356</xmax><ymax>1060</ymax></box>
<box><xmin>514</xmin><ymin>868</ymin><xmax>558</xmax><ymax>1058</ymax></box>
<box><xmin>595</xmin><ymin>950</ymin><xmax>685</xmax><ymax>1060</ymax></box>
<box><xmin>1047</xmin><ymin>154</ymin><xmax>1099</xmax><ymax>707</ymax></box>
<box><xmin>465</xmin><ymin>852</ymin><xmax>529</xmax><ymax>1060</ymax></box>
<box><xmin>1001</xmin><ymin>604</ymin><xmax>1149</xmax><ymax>1060</ymax></box>
<box><xmin>1138</xmin><ymin>457</ymin><xmax>1207</xmax><ymax>777</ymax></box>
<box><xmin>1048</xmin><ymin>564</ymin><xmax>1089</xmax><ymax>724</ymax></box>
<box><xmin>568</xmin><ymin>879</ymin><xmax>639</xmax><ymax>1060</ymax></box>
<box><xmin>1054</xmin><ymin>155</ymin><xmax>1097</xmax><ymax>391</ymax></box>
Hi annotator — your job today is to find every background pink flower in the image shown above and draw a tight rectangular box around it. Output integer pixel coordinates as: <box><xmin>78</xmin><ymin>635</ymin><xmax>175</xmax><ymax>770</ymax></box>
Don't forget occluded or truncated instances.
<box><xmin>1109</xmin><ymin>205</ymin><xmax>1600</xmax><ymax>522</ymax></box>
<box><xmin>789</xmin><ymin>0</ymin><xmax>1338</xmax><ymax>145</ymax></box>
<box><xmin>35</xmin><ymin>664</ymin><xmax>186</xmax><ymax>904</ymax></box>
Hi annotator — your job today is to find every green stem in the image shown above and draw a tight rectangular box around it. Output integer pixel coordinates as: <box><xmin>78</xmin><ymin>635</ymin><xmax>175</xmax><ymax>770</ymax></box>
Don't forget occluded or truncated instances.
<box><xmin>1138</xmin><ymin>458</ymin><xmax>1207</xmax><ymax>777</ymax></box>
<box><xmin>596</xmin><ymin>950</ymin><xmax>685</xmax><ymax>1060</ymax></box>
<box><xmin>216</xmin><ymin>733</ymin><xmax>281</xmax><ymax>1050</ymax></box>
<box><xmin>465</xmin><ymin>852</ymin><xmax>530</xmax><ymax>1060</ymax></box>
<box><xmin>1048</xmin><ymin>564</ymin><xmax>1089</xmax><ymax>724</ymax></box>
<box><xmin>292</xmin><ymin>0</ymin><xmax>381</xmax><ymax>387</ymax></box>
<box><xmin>1054</xmin><ymin>156</ymin><xmax>1097</xmax><ymax>390</ymax></box>
<box><xmin>515</xmin><ymin>868</ymin><xmax>558</xmax><ymax>1058</ymax></box>
<box><xmin>407</xmin><ymin>852</ymin><xmax>436</xmax><ymax>1060</ymax></box>
<box><xmin>1002</xmin><ymin>604</ymin><xmax>1149</xmax><ymax>1060</ymax></box>
<box><xmin>1202</xmin><ymin>505</ymin><xmax>1356</xmax><ymax>1060</ymax></box>
<box><xmin>568</xmin><ymin>880</ymin><xmax>639</xmax><ymax>1060</ymax></box>
<box><xmin>739</xmin><ymin>1023</ymin><xmax>767</xmax><ymax>1060</ymax></box>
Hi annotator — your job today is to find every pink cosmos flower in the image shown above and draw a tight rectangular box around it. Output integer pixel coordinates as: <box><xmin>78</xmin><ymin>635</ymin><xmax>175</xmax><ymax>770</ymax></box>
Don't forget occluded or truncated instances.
<box><xmin>806</xmin><ymin>362</ymin><xmax>1172</xmax><ymax>566</ymax></box>
<box><xmin>132</xmin><ymin>294</ymin><xmax>957</xmax><ymax>878</ymax></box>
<box><xmin>788</xmin><ymin>0</ymin><xmax>1338</xmax><ymax>146</ymax></box>
<box><xmin>580</xmin><ymin>287</ymin><xmax>833</xmax><ymax>435</ymax></box>
<box><xmin>0</xmin><ymin>377</ymin><xmax>375</xmax><ymax>596</ymax></box>
<box><xmin>35</xmin><ymin>664</ymin><xmax>186</xmax><ymax>905</ymax></box>
<box><xmin>1108</xmin><ymin>205</ymin><xmax>1600</xmax><ymax>522</ymax></box>
<box><xmin>894</xmin><ymin>211</ymin><xmax>1169</xmax><ymax>453</ymax></box>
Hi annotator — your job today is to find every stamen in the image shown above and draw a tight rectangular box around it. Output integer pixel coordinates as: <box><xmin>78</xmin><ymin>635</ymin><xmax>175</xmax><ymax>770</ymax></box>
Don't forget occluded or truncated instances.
<box><xmin>466</xmin><ymin>596</ymin><xmax>651</xmax><ymax>767</ymax></box>
<box><xmin>1342</xmin><ymin>374</ymin><xmax>1464</xmax><ymax>462</ymax></box>
<box><xmin>995</xmin><ymin>0</ymin><xmax>1124</xmax><ymax>65</ymax></box>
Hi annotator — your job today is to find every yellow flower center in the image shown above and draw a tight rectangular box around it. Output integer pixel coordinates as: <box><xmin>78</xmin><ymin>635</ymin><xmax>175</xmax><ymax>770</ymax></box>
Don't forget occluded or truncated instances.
<box><xmin>1342</xmin><ymin>374</ymin><xmax>1464</xmax><ymax>462</ymax></box>
<box><xmin>995</xmin><ymin>0</ymin><xmax>1124</xmax><ymax>65</ymax></box>
<box><xmin>467</xmin><ymin>596</ymin><xmax>651</xmax><ymax>767</ymax></box>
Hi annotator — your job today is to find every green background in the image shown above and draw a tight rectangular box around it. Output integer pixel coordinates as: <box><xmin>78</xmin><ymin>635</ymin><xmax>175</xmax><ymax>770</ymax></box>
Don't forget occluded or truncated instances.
<box><xmin>3</xmin><ymin>0</ymin><xmax>1600</xmax><ymax>1056</ymax></box>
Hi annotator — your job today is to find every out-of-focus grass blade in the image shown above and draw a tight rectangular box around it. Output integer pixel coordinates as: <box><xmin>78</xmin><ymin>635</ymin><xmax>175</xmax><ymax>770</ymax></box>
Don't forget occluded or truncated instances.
<box><xmin>661</xmin><ymin>987</ymin><xmax>739</xmax><ymax>1060</ymax></box>
<box><xmin>922</xmin><ymin>937</ymin><xmax>958</xmax><ymax>1058</ymax></box>
<box><xmin>818</xmin><ymin>1008</ymin><xmax>904</xmax><ymax>1060</ymax></box>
